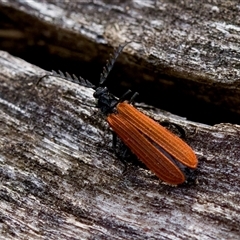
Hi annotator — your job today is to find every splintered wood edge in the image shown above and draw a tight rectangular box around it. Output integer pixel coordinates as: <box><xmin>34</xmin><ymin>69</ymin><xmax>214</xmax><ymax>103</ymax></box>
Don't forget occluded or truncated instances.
<box><xmin>0</xmin><ymin>50</ymin><xmax>240</xmax><ymax>239</ymax></box>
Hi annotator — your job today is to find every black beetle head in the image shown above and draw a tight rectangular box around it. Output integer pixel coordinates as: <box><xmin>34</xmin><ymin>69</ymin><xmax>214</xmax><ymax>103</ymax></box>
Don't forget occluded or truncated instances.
<box><xmin>93</xmin><ymin>86</ymin><xmax>118</xmax><ymax>114</ymax></box>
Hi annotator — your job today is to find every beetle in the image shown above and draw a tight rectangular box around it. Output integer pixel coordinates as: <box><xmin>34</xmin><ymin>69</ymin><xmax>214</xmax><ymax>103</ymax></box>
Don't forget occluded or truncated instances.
<box><xmin>40</xmin><ymin>42</ymin><xmax>198</xmax><ymax>185</ymax></box>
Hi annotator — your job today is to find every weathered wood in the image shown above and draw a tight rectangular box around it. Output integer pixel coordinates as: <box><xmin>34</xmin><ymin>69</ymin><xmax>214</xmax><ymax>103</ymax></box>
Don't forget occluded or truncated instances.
<box><xmin>0</xmin><ymin>51</ymin><xmax>240</xmax><ymax>239</ymax></box>
<box><xmin>0</xmin><ymin>0</ymin><xmax>240</xmax><ymax>124</ymax></box>
<box><xmin>0</xmin><ymin>0</ymin><xmax>240</xmax><ymax>239</ymax></box>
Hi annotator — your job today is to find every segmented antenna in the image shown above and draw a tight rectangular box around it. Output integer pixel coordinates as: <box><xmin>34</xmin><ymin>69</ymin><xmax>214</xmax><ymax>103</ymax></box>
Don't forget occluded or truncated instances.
<box><xmin>37</xmin><ymin>42</ymin><xmax>131</xmax><ymax>88</ymax></box>
<box><xmin>38</xmin><ymin>70</ymin><xmax>95</xmax><ymax>88</ymax></box>
<box><xmin>100</xmin><ymin>42</ymin><xmax>131</xmax><ymax>85</ymax></box>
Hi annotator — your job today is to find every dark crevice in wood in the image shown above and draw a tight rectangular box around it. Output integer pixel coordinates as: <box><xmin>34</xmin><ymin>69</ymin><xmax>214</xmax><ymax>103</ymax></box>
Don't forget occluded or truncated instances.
<box><xmin>0</xmin><ymin>4</ymin><xmax>239</xmax><ymax>125</ymax></box>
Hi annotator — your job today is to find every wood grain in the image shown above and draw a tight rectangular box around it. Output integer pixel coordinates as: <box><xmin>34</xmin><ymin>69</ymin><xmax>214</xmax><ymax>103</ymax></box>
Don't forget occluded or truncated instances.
<box><xmin>0</xmin><ymin>50</ymin><xmax>239</xmax><ymax>239</ymax></box>
<box><xmin>0</xmin><ymin>0</ymin><xmax>240</xmax><ymax>239</ymax></box>
<box><xmin>0</xmin><ymin>0</ymin><xmax>239</xmax><ymax>123</ymax></box>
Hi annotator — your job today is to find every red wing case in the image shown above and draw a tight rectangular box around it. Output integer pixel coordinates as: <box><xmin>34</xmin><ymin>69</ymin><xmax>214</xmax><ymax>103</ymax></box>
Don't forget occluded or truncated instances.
<box><xmin>116</xmin><ymin>102</ymin><xmax>198</xmax><ymax>169</ymax></box>
<box><xmin>107</xmin><ymin>113</ymin><xmax>185</xmax><ymax>185</ymax></box>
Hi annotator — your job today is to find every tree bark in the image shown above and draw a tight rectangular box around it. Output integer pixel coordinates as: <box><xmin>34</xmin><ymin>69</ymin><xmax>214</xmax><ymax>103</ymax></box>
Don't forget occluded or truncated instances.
<box><xmin>0</xmin><ymin>0</ymin><xmax>240</xmax><ymax>239</ymax></box>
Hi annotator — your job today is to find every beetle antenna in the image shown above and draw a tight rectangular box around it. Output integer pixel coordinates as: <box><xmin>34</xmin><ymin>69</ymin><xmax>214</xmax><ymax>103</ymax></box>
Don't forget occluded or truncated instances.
<box><xmin>99</xmin><ymin>41</ymin><xmax>131</xmax><ymax>86</ymax></box>
<box><xmin>37</xmin><ymin>70</ymin><xmax>95</xmax><ymax>89</ymax></box>
<box><xmin>54</xmin><ymin>70</ymin><xmax>95</xmax><ymax>88</ymax></box>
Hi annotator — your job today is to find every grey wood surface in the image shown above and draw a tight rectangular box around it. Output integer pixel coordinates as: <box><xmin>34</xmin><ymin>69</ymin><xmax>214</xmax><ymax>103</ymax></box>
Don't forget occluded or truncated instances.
<box><xmin>1</xmin><ymin>50</ymin><xmax>240</xmax><ymax>240</ymax></box>
<box><xmin>0</xmin><ymin>0</ymin><xmax>240</xmax><ymax>239</ymax></box>
<box><xmin>0</xmin><ymin>0</ymin><xmax>239</xmax><ymax>118</ymax></box>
